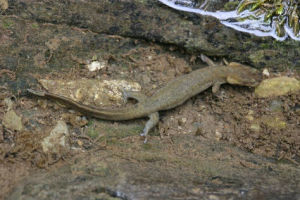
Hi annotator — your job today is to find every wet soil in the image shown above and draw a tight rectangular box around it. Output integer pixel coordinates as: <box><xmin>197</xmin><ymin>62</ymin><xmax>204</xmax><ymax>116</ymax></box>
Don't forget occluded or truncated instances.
<box><xmin>1</xmin><ymin>43</ymin><xmax>300</xmax><ymax>199</ymax></box>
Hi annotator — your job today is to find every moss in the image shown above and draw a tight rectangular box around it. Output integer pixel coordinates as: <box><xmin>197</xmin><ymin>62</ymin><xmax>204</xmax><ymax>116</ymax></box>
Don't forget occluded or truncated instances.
<box><xmin>142</xmin><ymin>143</ymin><xmax>153</xmax><ymax>150</ymax></box>
<box><xmin>2</xmin><ymin>19</ymin><xmax>14</xmax><ymax>29</ymax></box>
<box><xmin>259</xmin><ymin>43</ymin><xmax>271</xmax><ymax>49</ymax></box>
<box><xmin>249</xmin><ymin>50</ymin><xmax>265</xmax><ymax>65</ymax></box>
<box><xmin>86</xmin><ymin>121</ymin><xmax>100</xmax><ymax>139</ymax></box>
<box><xmin>31</xmin><ymin>23</ymin><xmax>39</xmax><ymax>29</ymax></box>
<box><xmin>136</xmin><ymin>152</ymin><xmax>168</xmax><ymax>162</ymax></box>
<box><xmin>224</xmin><ymin>1</ymin><xmax>239</xmax><ymax>11</ymax></box>
<box><xmin>89</xmin><ymin>120</ymin><xmax>144</xmax><ymax>145</ymax></box>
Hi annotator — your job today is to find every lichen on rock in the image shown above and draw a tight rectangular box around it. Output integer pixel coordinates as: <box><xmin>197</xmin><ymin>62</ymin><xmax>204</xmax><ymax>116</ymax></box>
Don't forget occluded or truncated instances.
<box><xmin>255</xmin><ymin>76</ymin><xmax>300</xmax><ymax>97</ymax></box>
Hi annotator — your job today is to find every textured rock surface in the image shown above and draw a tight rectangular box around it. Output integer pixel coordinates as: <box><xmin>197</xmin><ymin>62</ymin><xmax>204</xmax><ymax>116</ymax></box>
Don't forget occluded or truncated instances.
<box><xmin>4</xmin><ymin>0</ymin><xmax>300</xmax><ymax>71</ymax></box>
<box><xmin>7</xmin><ymin>137</ymin><xmax>300</xmax><ymax>200</ymax></box>
<box><xmin>1</xmin><ymin>1</ymin><xmax>300</xmax><ymax>199</ymax></box>
<box><xmin>255</xmin><ymin>77</ymin><xmax>300</xmax><ymax>97</ymax></box>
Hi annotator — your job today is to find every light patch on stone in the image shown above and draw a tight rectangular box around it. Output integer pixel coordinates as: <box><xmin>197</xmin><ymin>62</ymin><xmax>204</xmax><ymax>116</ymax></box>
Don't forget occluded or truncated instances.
<box><xmin>255</xmin><ymin>76</ymin><xmax>300</xmax><ymax>97</ymax></box>
<box><xmin>215</xmin><ymin>130</ymin><xmax>222</xmax><ymax>141</ymax></box>
<box><xmin>41</xmin><ymin>121</ymin><xmax>69</xmax><ymax>153</ymax></box>
<box><xmin>39</xmin><ymin>78</ymin><xmax>141</xmax><ymax>107</ymax></box>
<box><xmin>3</xmin><ymin>110</ymin><xmax>23</xmax><ymax>131</ymax></box>
<box><xmin>4</xmin><ymin>98</ymin><xmax>13</xmax><ymax>110</ymax></box>
<box><xmin>250</xmin><ymin>123</ymin><xmax>260</xmax><ymax>132</ymax></box>
<box><xmin>261</xmin><ymin>115</ymin><xmax>286</xmax><ymax>130</ymax></box>
<box><xmin>262</xmin><ymin>68</ymin><xmax>270</xmax><ymax>77</ymax></box>
<box><xmin>87</xmin><ymin>61</ymin><xmax>106</xmax><ymax>71</ymax></box>
<box><xmin>0</xmin><ymin>0</ymin><xmax>8</xmax><ymax>10</ymax></box>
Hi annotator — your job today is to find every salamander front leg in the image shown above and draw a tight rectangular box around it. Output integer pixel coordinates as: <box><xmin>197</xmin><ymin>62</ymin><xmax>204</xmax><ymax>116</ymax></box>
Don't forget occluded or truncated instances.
<box><xmin>200</xmin><ymin>54</ymin><xmax>216</xmax><ymax>66</ymax></box>
<box><xmin>212</xmin><ymin>82</ymin><xmax>223</xmax><ymax>93</ymax></box>
<box><xmin>141</xmin><ymin>112</ymin><xmax>159</xmax><ymax>143</ymax></box>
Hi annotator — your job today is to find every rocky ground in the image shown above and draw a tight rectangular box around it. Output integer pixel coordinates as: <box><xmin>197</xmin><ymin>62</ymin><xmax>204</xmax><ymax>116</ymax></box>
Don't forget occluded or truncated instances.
<box><xmin>0</xmin><ymin>0</ymin><xmax>300</xmax><ymax>199</ymax></box>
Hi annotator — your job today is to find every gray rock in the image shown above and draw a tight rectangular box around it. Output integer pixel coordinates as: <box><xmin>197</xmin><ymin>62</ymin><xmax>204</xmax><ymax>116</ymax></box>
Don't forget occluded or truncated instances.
<box><xmin>4</xmin><ymin>0</ymin><xmax>300</xmax><ymax>71</ymax></box>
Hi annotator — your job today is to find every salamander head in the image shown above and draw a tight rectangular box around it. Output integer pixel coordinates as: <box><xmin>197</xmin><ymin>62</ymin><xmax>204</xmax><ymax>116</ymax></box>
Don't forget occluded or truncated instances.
<box><xmin>226</xmin><ymin>62</ymin><xmax>262</xmax><ymax>87</ymax></box>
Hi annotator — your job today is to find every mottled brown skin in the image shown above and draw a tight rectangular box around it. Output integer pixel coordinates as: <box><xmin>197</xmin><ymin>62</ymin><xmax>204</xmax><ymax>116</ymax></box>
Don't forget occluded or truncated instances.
<box><xmin>28</xmin><ymin>55</ymin><xmax>261</xmax><ymax>141</ymax></box>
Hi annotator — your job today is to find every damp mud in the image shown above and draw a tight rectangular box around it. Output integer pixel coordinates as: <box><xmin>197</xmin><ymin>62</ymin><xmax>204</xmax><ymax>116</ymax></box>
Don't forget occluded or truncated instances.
<box><xmin>2</xmin><ymin>42</ymin><xmax>300</xmax><ymax>199</ymax></box>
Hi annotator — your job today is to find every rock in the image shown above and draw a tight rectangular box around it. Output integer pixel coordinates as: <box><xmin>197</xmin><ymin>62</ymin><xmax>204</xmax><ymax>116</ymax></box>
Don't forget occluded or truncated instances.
<box><xmin>255</xmin><ymin>77</ymin><xmax>300</xmax><ymax>98</ymax></box>
<box><xmin>178</xmin><ymin>117</ymin><xmax>187</xmax><ymax>126</ymax></box>
<box><xmin>2</xmin><ymin>110</ymin><xmax>23</xmax><ymax>131</ymax></box>
<box><xmin>269</xmin><ymin>99</ymin><xmax>283</xmax><ymax>113</ymax></box>
<box><xmin>8</xmin><ymin>133</ymin><xmax>300</xmax><ymax>200</ymax></box>
<box><xmin>5</xmin><ymin>0</ymin><xmax>300</xmax><ymax>70</ymax></box>
<box><xmin>262</xmin><ymin>68</ymin><xmax>270</xmax><ymax>77</ymax></box>
<box><xmin>0</xmin><ymin>0</ymin><xmax>8</xmax><ymax>10</ymax></box>
<box><xmin>39</xmin><ymin>78</ymin><xmax>141</xmax><ymax>107</ymax></box>
<box><xmin>261</xmin><ymin>115</ymin><xmax>286</xmax><ymax>130</ymax></box>
<box><xmin>62</xmin><ymin>113</ymin><xmax>88</xmax><ymax>127</ymax></box>
<box><xmin>191</xmin><ymin>122</ymin><xmax>203</xmax><ymax>136</ymax></box>
<box><xmin>215</xmin><ymin>130</ymin><xmax>222</xmax><ymax>141</ymax></box>
<box><xmin>3</xmin><ymin>98</ymin><xmax>13</xmax><ymax>110</ymax></box>
<box><xmin>87</xmin><ymin>60</ymin><xmax>106</xmax><ymax>72</ymax></box>
<box><xmin>41</xmin><ymin>121</ymin><xmax>69</xmax><ymax>153</ymax></box>
<box><xmin>245</xmin><ymin>110</ymin><xmax>255</xmax><ymax>121</ymax></box>
<box><xmin>250</xmin><ymin>123</ymin><xmax>260</xmax><ymax>132</ymax></box>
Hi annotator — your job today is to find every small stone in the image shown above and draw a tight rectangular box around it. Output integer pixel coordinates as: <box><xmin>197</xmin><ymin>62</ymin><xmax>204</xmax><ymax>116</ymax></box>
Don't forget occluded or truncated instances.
<box><xmin>246</xmin><ymin>115</ymin><xmax>254</xmax><ymax>121</ymax></box>
<box><xmin>261</xmin><ymin>115</ymin><xmax>286</xmax><ymax>130</ymax></box>
<box><xmin>62</xmin><ymin>113</ymin><xmax>88</xmax><ymax>127</ymax></box>
<box><xmin>209</xmin><ymin>195</ymin><xmax>220</xmax><ymax>200</ymax></box>
<box><xmin>269</xmin><ymin>100</ymin><xmax>283</xmax><ymax>113</ymax></box>
<box><xmin>262</xmin><ymin>68</ymin><xmax>270</xmax><ymax>77</ymax></box>
<box><xmin>178</xmin><ymin>117</ymin><xmax>187</xmax><ymax>126</ymax></box>
<box><xmin>3</xmin><ymin>110</ymin><xmax>23</xmax><ymax>131</ymax></box>
<box><xmin>215</xmin><ymin>130</ymin><xmax>222</xmax><ymax>140</ymax></box>
<box><xmin>199</xmin><ymin>105</ymin><xmax>206</xmax><ymax>111</ymax></box>
<box><xmin>41</xmin><ymin>121</ymin><xmax>69</xmax><ymax>153</ymax></box>
<box><xmin>250</xmin><ymin>123</ymin><xmax>260</xmax><ymax>132</ymax></box>
<box><xmin>87</xmin><ymin>60</ymin><xmax>106</xmax><ymax>71</ymax></box>
<box><xmin>0</xmin><ymin>0</ymin><xmax>8</xmax><ymax>10</ymax></box>
<box><xmin>77</xmin><ymin>140</ymin><xmax>83</xmax><ymax>147</ymax></box>
<box><xmin>248</xmin><ymin>110</ymin><xmax>254</xmax><ymax>115</ymax></box>
<box><xmin>245</xmin><ymin>110</ymin><xmax>255</xmax><ymax>121</ymax></box>
<box><xmin>255</xmin><ymin>76</ymin><xmax>300</xmax><ymax>97</ymax></box>
<box><xmin>4</xmin><ymin>98</ymin><xmax>13</xmax><ymax>110</ymax></box>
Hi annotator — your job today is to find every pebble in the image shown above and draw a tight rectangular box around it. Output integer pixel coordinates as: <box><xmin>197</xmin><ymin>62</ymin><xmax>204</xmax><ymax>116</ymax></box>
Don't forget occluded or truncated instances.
<box><xmin>255</xmin><ymin>76</ymin><xmax>300</xmax><ymax>97</ymax></box>
<box><xmin>3</xmin><ymin>110</ymin><xmax>23</xmax><ymax>131</ymax></box>
<box><xmin>41</xmin><ymin>120</ymin><xmax>69</xmax><ymax>153</ymax></box>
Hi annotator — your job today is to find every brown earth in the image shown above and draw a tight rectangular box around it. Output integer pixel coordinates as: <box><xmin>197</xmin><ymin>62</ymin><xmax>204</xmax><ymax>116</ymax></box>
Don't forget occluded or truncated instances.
<box><xmin>0</xmin><ymin>0</ymin><xmax>300</xmax><ymax>199</ymax></box>
<box><xmin>1</xmin><ymin>44</ymin><xmax>300</xmax><ymax>199</ymax></box>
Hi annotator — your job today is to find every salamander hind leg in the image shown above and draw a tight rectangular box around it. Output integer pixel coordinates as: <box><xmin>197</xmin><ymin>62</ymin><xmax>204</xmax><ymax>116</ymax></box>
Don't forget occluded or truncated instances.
<box><xmin>141</xmin><ymin>112</ymin><xmax>159</xmax><ymax>143</ymax></box>
<box><xmin>122</xmin><ymin>90</ymin><xmax>147</xmax><ymax>104</ymax></box>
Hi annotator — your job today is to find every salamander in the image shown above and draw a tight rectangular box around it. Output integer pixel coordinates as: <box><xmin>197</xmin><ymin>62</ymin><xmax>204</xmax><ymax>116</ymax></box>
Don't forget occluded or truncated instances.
<box><xmin>28</xmin><ymin>55</ymin><xmax>261</xmax><ymax>142</ymax></box>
